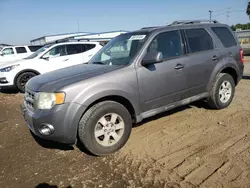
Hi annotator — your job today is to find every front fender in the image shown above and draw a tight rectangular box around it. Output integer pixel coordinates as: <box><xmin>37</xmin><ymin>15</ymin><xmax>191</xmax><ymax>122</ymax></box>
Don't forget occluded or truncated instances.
<box><xmin>65</xmin><ymin>82</ymin><xmax>140</xmax><ymax>115</ymax></box>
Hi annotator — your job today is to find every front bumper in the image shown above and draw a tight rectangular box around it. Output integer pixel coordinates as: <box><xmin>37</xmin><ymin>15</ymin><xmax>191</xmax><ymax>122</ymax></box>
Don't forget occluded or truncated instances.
<box><xmin>0</xmin><ymin>72</ymin><xmax>14</xmax><ymax>86</ymax></box>
<box><xmin>21</xmin><ymin>102</ymin><xmax>86</xmax><ymax>145</ymax></box>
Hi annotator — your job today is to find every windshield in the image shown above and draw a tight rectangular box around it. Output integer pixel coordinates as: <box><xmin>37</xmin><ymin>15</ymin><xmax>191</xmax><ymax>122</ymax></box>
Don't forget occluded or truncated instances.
<box><xmin>88</xmin><ymin>32</ymin><xmax>149</xmax><ymax>66</ymax></box>
<box><xmin>24</xmin><ymin>44</ymin><xmax>52</xmax><ymax>59</ymax></box>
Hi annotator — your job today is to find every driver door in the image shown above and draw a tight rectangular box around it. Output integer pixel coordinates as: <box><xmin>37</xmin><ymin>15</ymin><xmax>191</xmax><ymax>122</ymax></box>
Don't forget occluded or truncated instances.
<box><xmin>137</xmin><ymin>30</ymin><xmax>188</xmax><ymax>112</ymax></box>
<box><xmin>0</xmin><ymin>47</ymin><xmax>16</xmax><ymax>63</ymax></box>
<box><xmin>39</xmin><ymin>45</ymin><xmax>71</xmax><ymax>73</ymax></box>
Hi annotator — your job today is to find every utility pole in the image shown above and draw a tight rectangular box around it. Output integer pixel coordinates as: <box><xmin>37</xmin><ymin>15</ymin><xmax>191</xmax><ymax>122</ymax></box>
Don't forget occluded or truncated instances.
<box><xmin>209</xmin><ymin>10</ymin><xmax>213</xmax><ymax>22</ymax></box>
<box><xmin>226</xmin><ymin>7</ymin><xmax>231</xmax><ymax>24</ymax></box>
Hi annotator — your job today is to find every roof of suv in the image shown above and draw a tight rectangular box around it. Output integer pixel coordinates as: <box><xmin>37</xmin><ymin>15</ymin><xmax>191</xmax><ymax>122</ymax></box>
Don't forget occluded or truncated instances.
<box><xmin>128</xmin><ymin>20</ymin><xmax>229</xmax><ymax>35</ymax></box>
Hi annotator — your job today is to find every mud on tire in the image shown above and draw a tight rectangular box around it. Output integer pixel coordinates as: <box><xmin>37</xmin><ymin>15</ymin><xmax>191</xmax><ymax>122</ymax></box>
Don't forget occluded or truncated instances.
<box><xmin>78</xmin><ymin>101</ymin><xmax>132</xmax><ymax>156</ymax></box>
<box><xmin>207</xmin><ymin>73</ymin><xmax>235</xmax><ymax>109</ymax></box>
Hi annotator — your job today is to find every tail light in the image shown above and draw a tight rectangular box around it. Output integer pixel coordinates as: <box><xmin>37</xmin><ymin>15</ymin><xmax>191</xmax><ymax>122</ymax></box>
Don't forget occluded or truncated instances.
<box><xmin>240</xmin><ymin>48</ymin><xmax>244</xmax><ymax>63</ymax></box>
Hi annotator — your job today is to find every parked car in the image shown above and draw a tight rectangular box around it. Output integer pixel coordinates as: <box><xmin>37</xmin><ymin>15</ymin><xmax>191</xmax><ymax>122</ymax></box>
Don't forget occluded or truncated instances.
<box><xmin>21</xmin><ymin>20</ymin><xmax>244</xmax><ymax>156</ymax></box>
<box><xmin>0</xmin><ymin>41</ymin><xmax>103</xmax><ymax>92</ymax></box>
<box><xmin>0</xmin><ymin>45</ymin><xmax>43</xmax><ymax>63</ymax></box>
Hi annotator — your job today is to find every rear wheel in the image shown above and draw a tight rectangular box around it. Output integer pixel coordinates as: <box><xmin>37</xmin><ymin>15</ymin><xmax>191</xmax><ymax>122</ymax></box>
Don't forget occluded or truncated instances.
<box><xmin>78</xmin><ymin>101</ymin><xmax>132</xmax><ymax>156</ymax></box>
<box><xmin>207</xmin><ymin>73</ymin><xmax>235</xmax><ymax>109</ymax></box>
<box><xmin>16</xmin><ymin>72</ymin><xmax>37</xmax><ymax>93</ymax></box>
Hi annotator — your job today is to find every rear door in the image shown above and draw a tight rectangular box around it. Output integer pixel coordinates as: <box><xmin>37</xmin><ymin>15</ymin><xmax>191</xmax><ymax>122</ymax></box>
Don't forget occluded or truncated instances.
<box><xmin>15</xmin><ymin>46</ymin><xmax>29</xmax><ymax>59</ymax></box>
<box><xmin>181</xmin><ymin>28</ymin><xmax>223</xmax><ymax>98</ymax></box>
<box><xmin>81</xmin><ymin>44</ymin><xmax>100</xmax><ymax>63</ymax></box>
<box><xmin>65</xmin><ymin>44</ymin><xmax>85</xmax><ymax>65</ymax></box>
<box><xmin>210</xmin><ymin>26</ymin><xmax>242</xmax><ymax>66</ymax></box>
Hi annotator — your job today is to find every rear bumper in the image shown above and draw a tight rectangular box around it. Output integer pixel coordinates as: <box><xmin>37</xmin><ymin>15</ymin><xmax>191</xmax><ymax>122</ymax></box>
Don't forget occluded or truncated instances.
<box><xmin>21</xmin><ymin>102</ymin><xmax>87</xmax><ymax>145</ymax></box>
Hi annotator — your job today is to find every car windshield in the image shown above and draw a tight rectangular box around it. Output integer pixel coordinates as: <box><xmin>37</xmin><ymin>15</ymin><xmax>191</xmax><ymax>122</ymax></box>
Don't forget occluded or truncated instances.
<box><xmin>24</xmin><ymin>44</ymin><xmax>52</xmax><ymax>59</ymax></box>
<box><xmin>88</xmin><ymin>32</ymin><xmax>149</xmax><ymax>66</ymax></box>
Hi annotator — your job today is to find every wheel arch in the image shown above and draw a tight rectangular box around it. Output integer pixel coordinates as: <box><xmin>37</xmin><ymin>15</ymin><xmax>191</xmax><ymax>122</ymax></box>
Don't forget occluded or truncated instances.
<box><xmin>80</xmin><ymin>95</ymin><xmax>137</xmax><ymax>124</ymax></box>
<box><xmin>14</xmin><ymin>69</ymin><xmax>41</xmax><ymax>85</ymax></box>
<box><xmin>207</xmin><ymin>64</ymin><xmax>239</xmax><ymax>92</ymax></box>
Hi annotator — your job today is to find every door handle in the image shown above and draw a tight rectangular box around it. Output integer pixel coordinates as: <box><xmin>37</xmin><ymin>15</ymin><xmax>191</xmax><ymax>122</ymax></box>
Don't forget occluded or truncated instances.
<box><xmin>175</xmin><ymin>64</ymin><xmax>184</xmax><ymax>70</ymax></box>
<box><xmin>212</xmin><ymin>55</ymin><xmax>219</xmax><ymax>61</ymax></box>
<box><xmin>63</xmin><ymin>59</ymin><xmax>69</xmax><ymax>61</ymax></box>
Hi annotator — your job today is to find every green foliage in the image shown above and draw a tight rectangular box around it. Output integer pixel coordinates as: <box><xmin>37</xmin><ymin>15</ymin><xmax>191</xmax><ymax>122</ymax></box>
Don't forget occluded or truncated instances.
<box><xmin>231</xmin><ymin>23</ymin><xmax>250</xmax><ymax>31</ymax></box>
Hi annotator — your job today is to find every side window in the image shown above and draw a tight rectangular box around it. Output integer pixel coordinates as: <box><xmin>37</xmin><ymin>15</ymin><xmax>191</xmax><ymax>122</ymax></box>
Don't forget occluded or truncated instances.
<box><xmin>84</xmin><ymin>44</ymin><xmax>96</xmax><ymax>51</ymax></box>
<box><xmin>43</xmin><ymin>45</ymin><xmax>67</xmax><ymax>58</ymax></box>
<box><xmin>28</xmin><ymin>46</ymin><xmax>43</xmax><ymax>52</ymax></box>
<box><xmin>211</xmin><ymin>27</ymin><xmax>237</xmax><ymax>48</ymax></box>
<box><xmin>2</xmin><ymin>48</ymin><xmax>14</xmax><ymax>55</ymax></box>
<box><xmin>148</xmin><ymin>30</ymin><xmax>183</xmax><ymax>59</ymax></box>
<box><xmin>66</xmin><ymin>44</ymin><xmax>82</xmax><ymax>55</ymax></box>
<box><xmin>16</xmin><ymin>47</ymin><xmax>27</xmax><ymax>54</ymax></box>
<box><xmin>185</xmin><ymin>28</ymin><xmax>214</xmax><ymax>53</ymax></box>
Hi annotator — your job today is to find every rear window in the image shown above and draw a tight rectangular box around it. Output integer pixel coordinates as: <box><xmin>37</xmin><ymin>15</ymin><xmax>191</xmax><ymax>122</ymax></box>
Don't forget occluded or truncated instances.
<box><xmin>28</xmin><ymin>46</ymin><xmax>43</xmax><ymax>52</ymax></box>
<box><xmin>15</xmin><ymin>47</ymin><xmax>27</xmax><ymax>54</ymax></box>
<box><xmin>84</xmin><ymin>44</ymin><xmax>96</xmax><ymax>51</ymax></box>
<box><xmin>66</xmin><ymin>44</ymin><xmax>82</xmax><ymax>55</ymax></box>
<box><xmin>211</xmin><ymin>27</ymin><xmax>237</xmax><ymax>48</ymax></box>
<box><xmin>185</xmin><ymin>28</ymin><xmax>214</xmax><ymax>53</ymax></box>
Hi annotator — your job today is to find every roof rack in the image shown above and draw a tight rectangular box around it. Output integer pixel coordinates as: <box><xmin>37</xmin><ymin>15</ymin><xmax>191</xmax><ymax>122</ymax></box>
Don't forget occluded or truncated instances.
<box><xmin>171</xmin><ymin>20</ymin><xmax>219</xmax><ymax>25</ymax></box>
<box><xmin>141</xmin><ymin>26</ymin><xmax>160</xmax><ymax>30</ymax></box>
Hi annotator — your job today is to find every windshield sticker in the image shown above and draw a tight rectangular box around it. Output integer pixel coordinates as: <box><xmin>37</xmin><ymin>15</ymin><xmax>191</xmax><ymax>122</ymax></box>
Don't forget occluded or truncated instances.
<box><xmin>129</xmin><ymin>35</ymin><xmax>146</xmax><ymax>40</ymax></box>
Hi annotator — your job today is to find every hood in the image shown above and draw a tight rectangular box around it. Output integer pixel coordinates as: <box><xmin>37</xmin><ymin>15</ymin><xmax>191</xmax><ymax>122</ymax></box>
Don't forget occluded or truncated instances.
<box><xmin>26</xmin><ymin>63</ymin><xmax>122</xmax><ymax>92</ymax></box>
<box><xmin>0</xmin><ymin>59</ymin><xmax>29</xmax><ymax>68</ymax></box>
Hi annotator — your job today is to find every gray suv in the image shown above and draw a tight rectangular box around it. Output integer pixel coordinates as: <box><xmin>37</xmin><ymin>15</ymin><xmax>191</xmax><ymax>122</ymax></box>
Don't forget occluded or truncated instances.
<box><xmin>21</xmin><ymin>20</ymin><xmax>244</xmax><ymax>156</ymax></box>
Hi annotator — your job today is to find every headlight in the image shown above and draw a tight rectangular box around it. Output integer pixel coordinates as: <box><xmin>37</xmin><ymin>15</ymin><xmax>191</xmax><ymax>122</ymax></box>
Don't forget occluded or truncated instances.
<box><xmin>0</xmin><ymin>64</ymin><xmax>19</xmax><ymax>72</ymax></box>
<box><xmin>36</xmin><ymin>92</ymin><xmax>65</xmax><ymax>110</ymax></box>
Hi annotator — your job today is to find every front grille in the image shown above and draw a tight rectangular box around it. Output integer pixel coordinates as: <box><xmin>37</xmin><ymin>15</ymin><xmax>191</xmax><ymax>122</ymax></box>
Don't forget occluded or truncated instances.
<box><xmin>24</xmin><ymin>88</ymin><xmax>35</xmax><ymax>112</ymax></box>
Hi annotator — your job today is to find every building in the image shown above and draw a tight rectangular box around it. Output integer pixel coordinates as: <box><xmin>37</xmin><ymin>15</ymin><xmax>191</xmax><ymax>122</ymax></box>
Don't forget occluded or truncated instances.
<box><xmin>30</xmin><ymin>30</ymin><xmax>129</xmax><ymax>46</ymax></box>
<box><xmin>235</xmin><ymin>29</ymin><xmax>250</xmax><ymax>54</ymax></box>
<box><xmin>73</xmin><ymin>30</ymin><xmax>128</xmax><ymax>44</ymax></box>
<box><xmin>0</xmin><ymin>43</ymin><xmax>12</xmax><ymax>50</ymax></box>
<box><xmin>30</xmin><ymin>32</ymin><xmax>90</xmax><ymax>45</ymax></box>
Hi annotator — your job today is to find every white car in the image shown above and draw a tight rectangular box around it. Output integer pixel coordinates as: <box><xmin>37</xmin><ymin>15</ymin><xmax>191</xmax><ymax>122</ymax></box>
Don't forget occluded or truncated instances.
<box><xmin>0</xmin><ymin>41</ymin><xmax>103</xmax><ymax>92</ymax></box>
<box><xmin>0</xmin><ymin>45</ymin><xmax>43</xmax><ymax>63</ymax></box>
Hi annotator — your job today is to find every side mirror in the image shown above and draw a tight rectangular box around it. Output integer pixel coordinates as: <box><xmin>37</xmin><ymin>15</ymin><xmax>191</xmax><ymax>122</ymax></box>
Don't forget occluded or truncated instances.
<box><xmin>43</xmin><ymin>57</ymin><xmax>50</xmax><ymax>61</ymax></box>
<box><xmin>0</xmin><ymin>51</ymin><xmax>4</xmax><ymax>56</ymax></box>
<box><xmin>41</xmin><ymin>54</ymin><xmax>50</xmax><ymax>61</ymax></box>
<box><xmin>141</xmin><ymin>51</ymin><xmax>163</xmax><ymax>66</ymax></box>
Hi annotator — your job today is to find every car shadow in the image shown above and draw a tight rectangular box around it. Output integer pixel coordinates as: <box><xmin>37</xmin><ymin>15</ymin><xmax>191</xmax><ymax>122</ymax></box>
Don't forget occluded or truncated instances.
<box><xmin>35</xmin><ymin>183</ymin><xmax>72</xmax><ymax>188</ymax></box>
<box><xmin>134</xmin><ymin>100</ymin><xmax>209</xmax><ymax>128</ymax></box>
<box><xmin>30</xmin><ymin>131</ymin><xmax>74</xmax><ymax>151</ymax></box>
<box><xmin>243</xmin><ymin>75</ymin><xmax>250</xmax><ymax>80</ymax></box>
<box><xmin>0</xmin><ymin>87</ymin><xmax>19</xmax><ymax>94</ymax></box>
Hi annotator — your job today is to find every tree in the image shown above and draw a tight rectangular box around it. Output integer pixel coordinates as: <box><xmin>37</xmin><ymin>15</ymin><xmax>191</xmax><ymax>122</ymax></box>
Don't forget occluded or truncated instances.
<box><xmin>231</xmin><ymin>23</ymin><xmax>250</xmax><ymax>31</ymax></box>
<box><xmin>247</xmin><ymin>2</ymin><xmax>250</xmax><ymax>17</ymax></box>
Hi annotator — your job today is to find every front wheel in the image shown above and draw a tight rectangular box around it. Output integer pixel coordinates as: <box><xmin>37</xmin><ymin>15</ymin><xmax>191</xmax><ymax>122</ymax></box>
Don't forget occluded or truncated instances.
<box><xmin>16</xmin><ymin>72</ymin><xmax>37</xmax><ymax>93</ymax></box>
<box><xmin>207</xmin><ymin>73</ymin><xmax>235</xmax><ymax>109</ymax></box>
<box><xmin>78</xmin><ymin>101</ymin><xmax>132</xmax><ymax>156</ymax></box>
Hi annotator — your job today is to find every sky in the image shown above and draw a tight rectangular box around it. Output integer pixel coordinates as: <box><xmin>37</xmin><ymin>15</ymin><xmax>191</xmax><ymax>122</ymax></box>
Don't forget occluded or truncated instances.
<box><xmin>0</xmin><ymin>0</ymin><xmax>249</xmax><ymax>45</ymax></box>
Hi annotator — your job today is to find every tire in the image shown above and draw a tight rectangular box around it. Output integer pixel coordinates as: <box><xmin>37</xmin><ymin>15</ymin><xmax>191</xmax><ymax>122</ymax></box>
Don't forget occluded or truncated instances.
<box><xmin>207</xmin><ymin>73</ymin><xmax>235</xmax><ymax>109</ymax></box>
<box><xmin>78</xmin><ymin>101</ymin><xmax>132</xmax><ymax>156</ymax></box>
<box><xmin>16</xmin><ymin>72</ymin><xmax>37</xmax><ymax>93</ymax></box>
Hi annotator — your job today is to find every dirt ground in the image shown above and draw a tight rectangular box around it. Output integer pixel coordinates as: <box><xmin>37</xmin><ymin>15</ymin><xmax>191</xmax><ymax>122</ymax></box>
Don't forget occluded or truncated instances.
<box><xmin>1</xmin><ymin>63</ymin><xmax>250</xmax><ymax>188</ymax></box>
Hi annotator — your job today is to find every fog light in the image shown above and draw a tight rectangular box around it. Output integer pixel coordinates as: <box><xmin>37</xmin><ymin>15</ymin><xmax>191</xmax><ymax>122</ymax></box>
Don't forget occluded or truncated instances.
<box><xmin>39</xmin><ymin>124</ymin><xmax>55</xmax><ymax>136</ymax></box>
<box><xmin>0</xmin><ymin>77</ymin><xmax>8</xmax><ymax>84</ymax></box>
